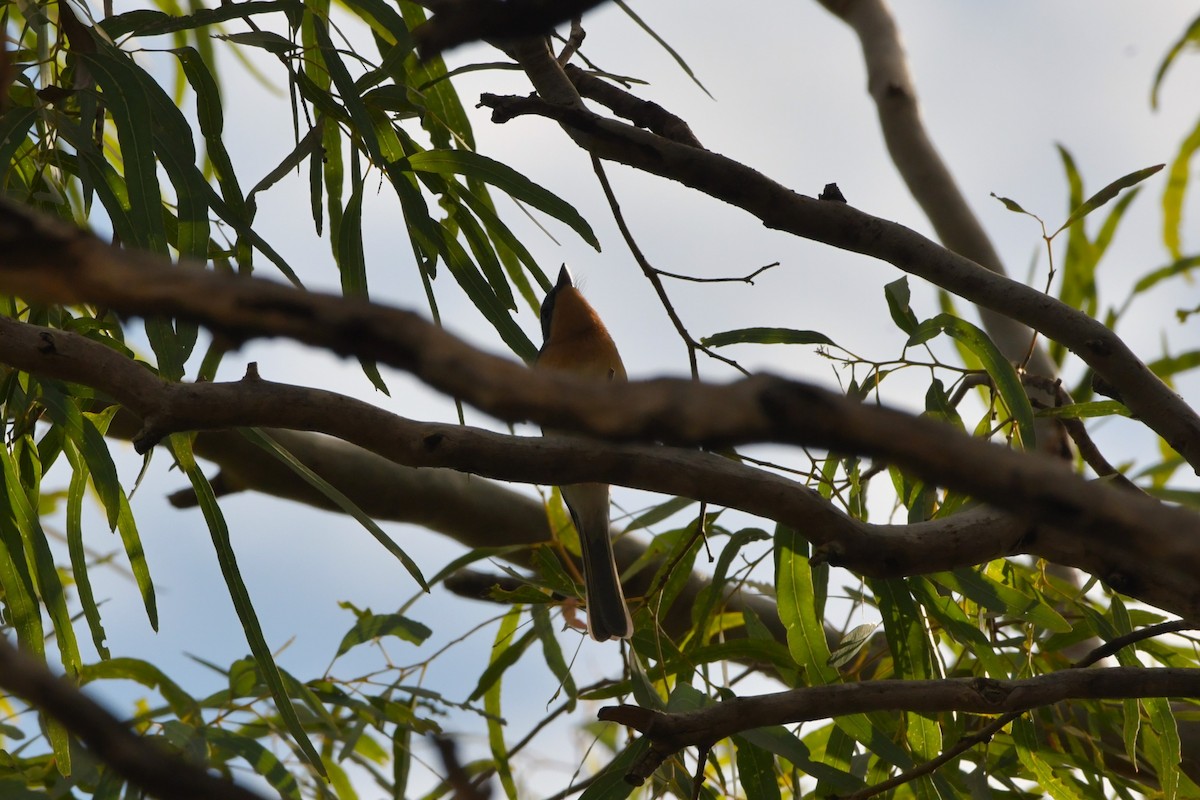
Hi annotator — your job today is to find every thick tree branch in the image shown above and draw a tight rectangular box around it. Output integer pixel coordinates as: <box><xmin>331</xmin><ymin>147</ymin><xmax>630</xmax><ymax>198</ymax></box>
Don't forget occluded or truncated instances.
<box><xmin>600</xmin><ymin>667</ymin><xmax>1200</xmax><ymax>785</ymax></box>
<box><xmin>0</xmin><ymin>314</ymin><xmax>1014</xmax><ymax>580</ymax></box>
<box><xmin>1</xmin><ymin>243</ymin><xmax>1200</xmax><ymax>620</ymax></box>
<box><xmin>0</xmin><ymin>637</ymin><xmax>268</xmax><ymax>800</ymax></box>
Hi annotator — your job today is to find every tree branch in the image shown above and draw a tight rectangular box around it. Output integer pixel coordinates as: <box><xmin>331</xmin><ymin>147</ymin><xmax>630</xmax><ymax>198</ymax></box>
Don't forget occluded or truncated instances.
<box><xmin>600</xmin><ymin>667</ymin><xmax>1200</xmax><ymax>786</ymax></box>
<box><xmin>0</xmin><ymin>637</ymin><xmax>269</xmax><ymax>800</ymax></box>
<box><xmin>1</xmin><ymin>227</ymin><xmax>1200</xmax><ymax>619</ymax></box>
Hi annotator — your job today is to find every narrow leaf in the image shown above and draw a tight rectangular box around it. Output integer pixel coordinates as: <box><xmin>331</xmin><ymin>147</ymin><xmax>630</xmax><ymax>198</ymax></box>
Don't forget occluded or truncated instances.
<box><xmin>702</xmin><ymin>327</ymin><xmax>835</xmax><ymax>348</ymax></box>
<box><xmin>169</xmin><ymin>434</ymin><xmax>326</xmax><ymax>777</ymax></box>
<box><xmin>484</xmin><ymin>606</ymin><xmax>522</xmax><ymax>800</ymax></box>
<box><xmin>907</xmin><ymin>314</ymin><xmax>1036</xmax><ymax>449</ymax></box>
<box><xmin>1055</xmin><ymin>163</ymin><xmax>1164</xmax><ymax>235</ymax></box>
<box><xmin>240</xmin><ymin>428</ymin><xmax>427</xmax><ymax>588</ymax></box>
<box><xmin>884</xmin><ymin>277</ymin><xmax>920</xmax><ymax>335</ymax></box>
<box><xmin>335</xmin><ymin>611</ymin><xmax>431</xmax><ymax>657</ymax></box>
<box><xmin>1162</xmin><ymin>116</ymin><xmax>1200</xmax><ymax>259</ymax></box>
<box><xmin>407</xmin><ymin>149</ymin><xmax>599</xmax><ymax>249</ymax></box>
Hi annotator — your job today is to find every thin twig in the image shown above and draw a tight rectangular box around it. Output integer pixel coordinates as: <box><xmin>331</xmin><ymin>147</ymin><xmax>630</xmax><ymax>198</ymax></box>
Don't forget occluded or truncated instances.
<box><xmin>1023</xmin><ymin>374</ymin><xmax>1144</xmax><ymax>494</ymax></box>
<box><xmin>589</xmin><ymin>154</ymin><xmax>747</xmax><ymax>377</ymax></box>
<box><xmin>655</xmin><ymin>262</ymin><xmax>781</xmax><ymax>285</ymax></box>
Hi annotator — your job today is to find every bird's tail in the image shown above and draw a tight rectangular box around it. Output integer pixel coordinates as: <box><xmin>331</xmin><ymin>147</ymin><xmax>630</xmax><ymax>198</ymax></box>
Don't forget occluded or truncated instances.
<box><xmin>563</xmin><ymin>484</ymin><xmax>633</xmax><ymax>641</ymax></box>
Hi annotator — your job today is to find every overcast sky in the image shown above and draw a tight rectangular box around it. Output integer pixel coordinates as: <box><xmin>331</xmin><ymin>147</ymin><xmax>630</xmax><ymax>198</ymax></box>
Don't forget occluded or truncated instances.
<box><xmin>49</xmin><ymin>2</ymin><xmax>1200</xmax><ymax>794</ymax></box>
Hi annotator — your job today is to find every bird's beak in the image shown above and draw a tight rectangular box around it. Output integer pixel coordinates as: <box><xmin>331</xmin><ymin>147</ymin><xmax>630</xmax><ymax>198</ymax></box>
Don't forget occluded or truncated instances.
<box><xmin>556</xmin><ymin>264</ymin><xmax>574</xmax><ymax>290</ymax></box>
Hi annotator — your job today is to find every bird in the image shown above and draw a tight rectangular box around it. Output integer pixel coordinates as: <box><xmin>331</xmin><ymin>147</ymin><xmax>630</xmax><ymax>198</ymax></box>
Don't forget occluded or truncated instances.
<box><xmin>535</xmin><ymin>265</ymin><xmax>633</xmax><ymax>641</ymax></box>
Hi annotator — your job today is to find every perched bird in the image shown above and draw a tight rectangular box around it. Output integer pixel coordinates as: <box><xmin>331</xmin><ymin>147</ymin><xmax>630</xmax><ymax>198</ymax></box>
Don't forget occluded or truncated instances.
<box><xmin>536</xmin><ymin>265</ymin><xmax>633</xmax><ymax>641</ymax></box>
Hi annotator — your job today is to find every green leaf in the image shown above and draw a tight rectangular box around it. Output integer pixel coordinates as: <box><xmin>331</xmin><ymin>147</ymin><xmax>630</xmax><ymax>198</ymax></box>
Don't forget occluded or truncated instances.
<box><xmin>470</xmin><ymin>627</ymin><xmax>536</xmax><ymax>704</ymax></box>
<box><xmin>392</xmin><ymin>711</ymin><xmax>414</xmax><ymax>799</ymax></box>
<box><xmin>334</xmin><ymin>610</ymin><xmax>431</xmax><ymax>657</ymax></box>
<box><xmin>421</xmin><ymin>545</ymin><xmax>528</xmax><ymax>593</ymax></box>
<box><xmin>344</xmin><ymin>0</ymin><xmax>413</xmax><ymax>49</ymax></box>
<box><xmin>312</xmin><ymin>17</ymin><xmax>386</xmax><ymax>168</ymax></box>
<box><xmin>1151</xmin><ymin>12</ymin><xmax>1200</xmax><ymax>109</ymax></box>
<box><xmin>1123</xmin><ymin>697</ymin><xmax>1141</xmax><ymax>773</ymax></box>
<box><xmin>206</xmin><ymin>728</ymin><xmax>303</xmax><ymax>800</ymax></box>
<box><xmin>1162</xmin><ymin>115</ymin><xmax>1200</xmax><ymax>260</ymax></box>
<box><xmin>577</xmin><ymin>738</ymin><xmax>649</xmax><ymax>800</ymax></box>
<box><xmin>246</xmin><ymin>125</ymin><xmax>327</xmax><ymax>219</ymax></box>
<box><xmin>454</xmin><ymin>203</ymin><xmax>516</xmax><ymax>310</ymax></box>
<box><xmin>827</xmin><ymin>623</ymin><xmax>878</xmax><ymax>670</ymax></box>
<box><xmin>80</xmin><ymin>657</ymin><xmax>201</xmax><ymax>721</ymax></box>
<box><xmin>691</xmin><ymin>527</ymin><xmax>771</xmax><ymax>644</ymax></box>
<box><xmin>0</xmin><ymin>486</ymin><xmax>44</xmax><ymax>656</ymax></box>
<box><xmin>395</xmin><ymin>2</ymin><xmax>474</xmax><ymax>149</ymax></box>
<box><xmin>1054</xmin><ymin>163</ymin><xmax>1164</xmax><ymax>235</ymax></box>
<box><xmin>0</xmin><ymin>445</ymin><xmax>82</xmax><ymax>675</ymax></box>
<box><xmin>437</xmin><ymin>225</ymin><xmax>537</xmax><ymax>361</ymax></box>
<box><xmin>484</xmin><ymin>605</ymin><xmax>522</xmax><ymax>800</ymax></box>
<box><xmin>64</xmin><ymin>449</ymin><xmax>108</xmax><ymax>658</ymax></box>
<box><xmin>734</xmin><ymin>735</ymin><xmax>782</xmax><ymax>800</ymax></box>
<box><xmin>240</xmin><ymin>428</ymin><xmax>427</xmax><ymax>589</ymax></box>
<box><xmin>531</xmin><ymin>604</ymin><xmax>576</xmax><ymax>709</ymax></box>
<box><xmin>334</xmin><ymin>153</ymin><xmax>390</xmax><ymax>393</ymax></box>
<box><xmin>884</xmin><ymin>277</ymin><xmax>920</xmax><ymax>335</ymax></box>
<box><xmin>702</xmin><ymin>327</ymin><xmax>836</xmax><ymax>348</ymax></box>
<box><xmin>1146</xmin><ymin>697</ymin><xmax>1181</xmax><ymax>800</ymax></box>
<box><xmin>37</xmin><ymin>386</ymin><xmax>121</xmax><ymax>530</ymax></box>
<box><xmin>932</xmin><ymin>568</ymin><xmax>1071</xmax><ymax>633</ymax></box>
<box><xmin>406</xmin><ymin>150</ymin><xmax>599</xmax><ymax>249</ymax></box>
<box><xmin>613</xmin><ymin>0</ymin><xmax>710</xmax><ymax>97</ymax></box>
<box><xmin>78</xmin><ymin>49</ymin><xmax>166</xmax><ymax>253</ymax></box>
<box><xmin>0</xmin><ymin>107</ymin><xmax>37</xmax><ymax>189</ymax></box>
<box><xmin>168</xmin><ymin>434</ymin><xmax>326</xmax><ymax>777</ymax></box>
<box><xmin>458</xmin><ymin>181</ymin><xmax>546</xmax><ymax>309</ymax></box>
<box><xmin>739</xmin><ymin>726</ymin><xmax>860</xmax><ymax>792</ymax></box>
<box><xmin>990</xmin><ymin>192</ymin><xmax>1034</xmax><ymax>217</ymax></box>
<box><xmin>215</xmin><ymin>30</ymin><xmax>299</xmax><ymax>54</ymax></box>
<box><xmin>923</xmin><ymin>378</ymin><xmax>964</xmax><ymax>431</ymax></box>
<box><xmin>106</xmin><ymin>481</ymin><xmax>159</xmax><ymax>630</ymax></box>
<box><xmin>872</xmin><ymin>578</ymin><xmax>936</xmax><ymax>681</ymax></box>
<box><xmin>1013</xmin><ymin>717</ymin><xmax>1085</xmax><ymax>800</ymax></box>
<box><xmin>908</xmin><ymin>577</ymin><xmax>1009</xmax><ymax>677</ymax></box>
<box><xmin>52</xmin><ymin>122</ymin><xmax>139</xmax><ymax>248</ymax></box>
<box><xmin>1132</xmin><ymin>254</ymin><xmax>1200</xmax><ymax>295</ymax></box>
<box><xmin>625</xmin><ymin>495</ymin><xmax>697</xmax><ymax>532</ymax></box>
<box><xmin>907</xmin><ymin>313</ymin><xmax>1036</xmax><ymax>449</ymax></box>
<box><xmin>1035</xmin><ymin>400</ymin><xmax>1130</xmax><ymax>419</ymax></box>
<box><xmin>774</xmin><ymin>525</ymin><xmax>834</xmax><ymax>681</ymax></box>
<box><xmin>0</xmin><ymin>445</ymin><xmax>74</xmax><ymax>775</ymax></box>
<box><xmin>173</xmin><ymin>47</ymin><xmax>248</xmax><ymax>224</ymax></box>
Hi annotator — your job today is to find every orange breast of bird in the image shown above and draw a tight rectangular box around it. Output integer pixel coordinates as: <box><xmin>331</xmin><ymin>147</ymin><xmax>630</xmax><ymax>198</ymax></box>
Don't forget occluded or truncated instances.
<box><xmin>535</xmin><ymin>287</ymin><xmax>627</xmax><ymax>381</ymax></box>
